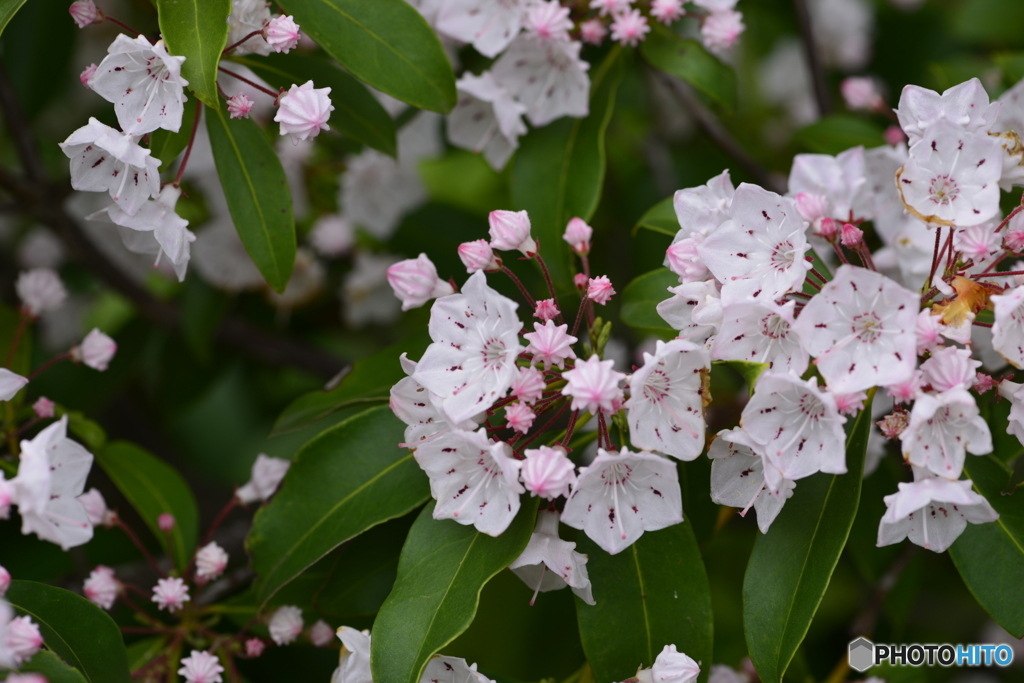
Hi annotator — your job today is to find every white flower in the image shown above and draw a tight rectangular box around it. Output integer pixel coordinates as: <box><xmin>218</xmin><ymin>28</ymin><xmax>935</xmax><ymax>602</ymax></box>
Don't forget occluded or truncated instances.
<box><xmin>86</xmin><ymin>185</ymin><xmax>195</xmax><ymax>282</ymax></box>
<box><xmin>807</xmin><ymin>0</ymin><xmax>873</xmax><ymax>70</ymax></box>
<box><xmin>264</xmin><ymin>15</ymin><xmax>300</xmax><ymax>53</ymax></box>
<box><xmin>421</xmin><ymin>655</ymin><xmax>496</xmax><ymax>683</ymax></box>
<box><xmin>236</xmin><ymin>454</ymin><xmax>290</xmax><ymax>504</ymax></box>
<box><xmin>448</xmin><ymin>72</ymin><xmax>527</xmax><ymax>171</ymax></box>
<box><xmin>524</xmin><ymin>320</ymin><xmax>578</xmax><ymax>369</ymax></box>
<box><xmin>562</xmin><ymin>447</ymin><xmax>683</xmax><ymax>554</ymax></box>
<box><xmin>673</xmin><ymin>171</ymin><xmax>735</xmax><ymax>242</ymax></box>
<box><xmin>16</xmin><ymin>268</ymin><xmax>67</xmax><ymax>317</ymax></box>
<box><xmin>920</xmin><ymin>346</ymin><xmax>981</xmax><ymax>393</ymax></box>
<box><xmin>709</xmin><ymin>429</ymin><xmax>795</xmax><ymax>533</ymax></box>
<box><xmin>491</xmin><ymin>35</ymin><xmax>590</xmax><ymax>126</ymax></box>
<box><xmin>90</xmin><ymin>35</ymin><xmax>189</xmax><ymax>134</ymax></box>
<box><xmin>178</xmin><ymin>650</ymin><xmax>224</xmax><ymax>683</ymax></box>
<box><xmin>707</xmin><ymin>664</ymin><xmax>750</xmax><ymax>683</ymax></box>
<box><xmin>0</xmin><ymin>475</ymin><xmax>10</xmax><ymax>520</ymax></box>
<box><xmin>0</xmin><ymin>369</ymin><xmax>28</xmax><ymax>402</ymax></box>
<box><xmin>309</xmin><ymin>215</ymin><xmax>354</xmax><ymax>258</ymax></box>
<box><xmin>900</xmin><ymin>389</ymin><xmax>991</xmax><ymax>479</ymax></box>
<box><xmin>387</xmin><ymin>253</ymin><xmax>455</xmax><ymax>311</ymax></box>
<box><xmin>83</xmin><ymin>566</ymin><xmax>119</xmax><ymax>610</ymax></box>
<box><xmin>627</xmin><ymin>339</ymin><xmax>709</xmax><ymax>461</ymax></box>
<box><xmin>11</xmin><ymin>416</ymin><xmax>94</xmax><ymax>550</ymax></box>
<box><xmin>895</xmin><ymin>78</ymin><xmax>1000</xmax><ymax>146</ymax></box>
<box><xmin>656</xmin><ymin>279</ymin><xmax>722</xmax><ymax>346</ymax></box>
<box><xmin>269</xmin><ymin>605</ymin><xmax>303</xmax><ymax>645</ymax></box>
<box><xmin>878</xmin><ymin>469</ymin><xmax>998</xmax><ymax>553</ymax></box>
<box><xmin>999</xmin><ymin>379</ymin><xmax>1024</xmax><ymax>448</ymax></box>
<box><xmin>896</xmin><ymin>121</ymin><xmax>1003</xmax><ymax>227</ymax></box>
<box><xmin>712</xmin><ymin>299</ymin><xmax>808</xmax><ymax>375</ymax></box>
<box><xmin>151</xmin><ymin>577</ymin><xmax>190</xmax><ymax>613</ymax></box>
<box><xmin>192</xmin><ymin>219</ymin><xmax>264</xmax><ymax>292</ymax></box>
<box><xmin>60</xmin><ymin>118</ymin><xmax>161</xmax><ymax>216</ymax></box>
<box><xmin>333</xmin><ymin>627</ymin><xmax>372</xmax><ymax>683</ymax></box>
<box><xmin>228</xmin><ymin>0</ymin><xmax>273</xmax><ymax>56</ymax></box>
<box><xmin>700</xmin><ymin>10</ymin><xmax>745</xmax><ymax>54</ymax></box>
<box><xmin>519</xmin><ymin>445</ymin><xmax>576</xmax><ymax>499</ymax></box>
<box><xmin>792</xmin><ymin>265</ymin><xmax>919</xmax><ymax>394</ymax></box>
<box><xmin>509</xmin><ymin>510</ymin><xmax>595</xmax><ymax>605</ymax></box>
<box><xmin>390</xmin><ymin>354</ymin><xmax>477</xmax><ymax>447</ymax></box>
<box><xmin>77</xmin><ymin>488</ymin><xmax>115</xmax><ymax>527</ymax></box>
<box><xmin>436</xmin><ymin>0</ymin><xmax>532</xmax><ymax>57</ymax></box>
<box><xmin>413</xmin><ymin>428</ymin><xmax>524</xmax><ymax>536</ymax></box>
<box><xmin>413</xmin><ymin>271</ymin><xmax>523</xmax><ymax>424</ymax></box>
<box><xmin>696</xmin><ymin>183</ymin><xmax>811</xmax><ymax>305</ymax></box>
<box><xmin>562</xmin><ymin>355</ymin><xmax>625</xmax><ymax>415</ymax></box>
<box><xmin>195</xmin><ymin>541</ymin><xmax>229</xmax><ymax>582</ymax></box>
<box><xmin>741</xmin><ymin>373</ymin><xmax>847</xmax><ymax>489</ymax></box>
<box><xmin>990</xmin><ymin>283</ymin><xmax>1024</xmax><ymax>368</ymax></box>
<box><xmin>70</xmin><ymin>328</ymin><xmax>117</xmax><ymax>371</ymax></box>
<box><xmin>275</xmin><ymin>81</ymin><xmax>333</xmax><ymax>144</ymax></box>
<box><xmin>787</xmin><ymin>147</ymin><xmax>871</xmax><ymax>225</ymax></box>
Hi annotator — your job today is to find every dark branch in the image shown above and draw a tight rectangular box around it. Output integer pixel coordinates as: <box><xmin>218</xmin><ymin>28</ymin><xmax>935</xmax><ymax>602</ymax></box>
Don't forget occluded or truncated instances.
<box><xmin>792</xmin><ymin>0</ymin><xmax>832</xmax><ymax>118</ymax></box>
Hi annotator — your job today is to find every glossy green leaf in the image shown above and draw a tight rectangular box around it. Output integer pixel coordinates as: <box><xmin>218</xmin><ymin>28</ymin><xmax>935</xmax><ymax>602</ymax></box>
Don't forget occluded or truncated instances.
<box><xmin>278</xmin><ymin>0</ymin><xmax>456</xmax><ymax>113</ymax></box>
<box><xmin>149</xmin><ymin>99</ymin><xmax>199</xmax><ymax>168</ymax></box>
<box><xmin>720</xmin><ymin>360</ymin><xmax>769</xmax><ymax>394</ymax></box>
<box><xmin>792</xmin><ymin>115</ymin><xmax>885</xmax><ymax>155</ymax></box>
<box><xmin>6</xmin><ymin>581</ymin><xmax>131</xmax><ymax>683</ymax></box>
<box><xmin>632</xmin><ymin>196</ymin><xmax>677</xmax><ymax>237</ymax></box>
<box><xmin>640</xmin><ymin>25</ymin><xmax>736</xmax><ymax>114</ymax></box>
<box><xmin>0</xmin><ymin>0</ymin><xmax>27</xmax><ymax>37</ymax></box>
<box><xmin>157</xmin><ymin>0</ymin><xmax>230</xmax><ymax>109</ymax></box>
<box><xmin>620</xmin><ymin>268</ymin><xmax>677</xmax><ymax>333</ymax></box>
<box><xmin>249</xmin><ymin>405</ymin><xmax>430</xmax><ymax>604</ymax></box>
<box><xmin>271</xmin><ymin>330</ymin><xmax>430</xmax><ymax>435</ymax></box>
<box><xmin>206</xmin><ymin>105</ymin><xmax>296</xmax><ymax>293</ymax></box>
<box><xmin>21</xmin><ymin>651</ymin><xmax>89</xmax><ymax>683</ymax></box>
<box><xmin>949</xmin><ymin>455</ymin><xmax>1024</xmax><ymax>637</ymax></box>
<box><xmin>370</xmin><ymin>499</ymin><xmax>540</xmax><ymax>683</ymax></box>
<box><xmin>97</xmin><ymin>441</ymin><xmax>200</xmax><ymax>571</ymax></box>
<box><xmin>511</xmin><ymin>48</ymin><xmax>625</xmax><ymax>290</ymax></box>
<box><xmin>742</xmin><ymin>392</ymin><xmax>875</xmax><ymax>683</ymax></box>
<box><xmin>236</xmin><ymin>53</ymin><xmax>397</xmax><ymax>156</ymax></box>
<box><xmin>576</xmin><ymin>520</ymin><xmax>714</xmax><ymax>683</ymax></box>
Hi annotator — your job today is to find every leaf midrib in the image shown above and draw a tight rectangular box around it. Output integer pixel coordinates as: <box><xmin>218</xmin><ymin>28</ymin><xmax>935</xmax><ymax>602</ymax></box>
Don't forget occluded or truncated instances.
<box><xmin>631</xmin><ymin>543</ymin><xmax>655</xmax><ymax>667</ymax></box>
<box><xmin>8</xmin><ymin>598</ymin><xmax>89</xmax><ymax>681</ymax></box>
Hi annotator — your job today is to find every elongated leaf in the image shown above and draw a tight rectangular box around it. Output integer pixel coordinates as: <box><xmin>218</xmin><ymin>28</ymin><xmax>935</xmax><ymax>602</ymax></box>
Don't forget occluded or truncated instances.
<box><xmin>236</xmin><ymin>53</ymin><xmax>397</xmax><ymax>156</ymax></box>
<box><xmin>620</xmin><ymin>268</ymin><xmax>677</xmax><ymax>333</ymax></box>
<box><xmin>6</xmin><ymin>581</ymin><xmax>131</xmax><ymax>683</ymax></box>
<box><xmin>0</xmin><ymin>0</ymin><xmax>27</xmax><ymax>37</ymax></box>
<box><xmin>206</xmin><ymin>105</ymin><xmax>296</xmax><ymax>292</ymax></box>
<box><xmin>157</xmin><ymin>0</ymin><xmax>230</xmax><ymax>109</ymax></box>
<box><xmin>632</xmin><ymin>196</ymin><xmax>677</xmax><ymax>237</ymax></box>
<box><xmin>793</xmin><ymin>115</ymin><xmax>885</xmax><ymax>155</ymax></box>
<box><xmin>371</xmin><ymin>499</ymin><xmax>540</xmax><ymax>683</ymax></box>
<box><xmin>249</xmin><ymin>405</ymin><xmax>430</xmax><ymax>604</ymax></box>
<box><xmin>511</xmin><ymin>48</ymin><xmax>625</xmax><ymax>290</ymax></box>
<box><xmin>576</xmin><ymin>519</ymin><xmax>714</xmax><ymax>683</ymax></box>
<box><xmin>278</xmin><ymin>0</ymin><xmax>455</xmax><ymax>113</ymax></box>
<box><xmin>640</xmin><ymin>25</ymin><xmax>736</xmax><ymax>114</ymax></box>
<box><xmin>149</xmin><ymin>99</ymin><xmax>199</xmax><ymax>168</ymax></box>
<box><xmin>21</xmin><ymin>651</ymin><xmax>89</xmax><ymax>683</ymax></box>
<box><xmin>272</xmin><ymin>330</ymin><xmax>430</xmax><ymax>435</ymax></box>
<box><xmin>949</xmin><ymin>455</ymin><xmax>1024</xmax><ymax>637</ymax></box>
<box><xmin>742</xmin><ymin>393</ymin><xmax>874</xmax><ymax>683</ymax></box>
<box><xmin>97</xmin><ymin>441</ymin><xmax>200</xmax><ymax>571</ymax></box>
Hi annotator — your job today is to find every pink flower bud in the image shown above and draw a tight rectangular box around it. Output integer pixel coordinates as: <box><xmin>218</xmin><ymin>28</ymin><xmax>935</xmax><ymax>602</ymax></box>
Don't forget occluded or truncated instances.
<box><xmin>525</xmin><ymin>0</ymin><xmax>573</xmax><ymax>41</ymax></box>
<box><xmin>520</xmin><ymin>445</ymin><xmax>576</xmax><ymax>499</ymax></box>
<box><xmin>561</xmin><ymin>355</ymin><xmax>625</xmax><ymax>414</ymax></box>
<box><xmin>387</xmin><ymin>254</ymin><xmax>455</xmax><ymax>311</ymax></box>
<box><xmin>884</xmin><ymin>125</ymin><xmax>907</xmax><ymax>146</ymax></box>
<box><xmin>533</xmin><ymin>298</ymin><xmax>559</xmax><ymax>321</ymax></box>
<box><xmin>817</xmin><ymin>217</ymin><xmax>839</xmax><ymax>241</ymax></box>
<box><xmin>84</xmin><ymin>566</ymin><xmax>120</xmax><ymax>610</ymax></box>
<box><xmin>524</xmin><ymin>320</ymin><xmax>578</xmax><ymax>369</ymax></box>
<box><xmin>573</xmin><ymin>273</ymin><xmax>589</xmax><ymax>290</ymax></box>
<box><xmin>7</xmin><ymin>674</ymin><xmax>47</xmax><ymax>683</ymax></box>
<box><xmin>505</xmin><ymin>402</ymin><xmax>536</xmax><ymax>433</ymax></box>
<box><xmin>512</xmin><ymin>366</ymin><xmax>546</xmax><ymax>403</ymax></box>
<box><xmin>275</xmin><ymin>80</ymin><xmax>333</xmax><ymax>144</ymax></box>
<box><xmin>227</xmin><ymin>93</ymin><xmax>255</xmax><ymax>119</ymax></box>
<box><xmin>840</xmin><ymin>76</ymin><xmax>884</xmax><ymax>111</ymax></box>
<box><xmin>833</xmin><ymin>391</ymin><xmax>867</xmax><ymax>416</ymax></box>
<box><xmin>78</xmin><ymin>488</ymin><xmax>115</xmax><ymax>527</ymax></box>
<box><xmin>5</xmin><ymin>616</ymin><xmax>43</xmax><ymax>665</ymax></box>
<box><xmin>587</xmin><ymin>275</ymin><xmax>615</xmax><ymax>305</ymax></box>
<box><xmin>268</xmin><ymin>605</ymin><xmax>304</xmax><ymax>645</ymax></box>
<box><xmin>69</xmin><ymin>0</ymin><xmax>102</xmax><ymax>29</ymax></box>
<box><xmin>264</xmin><ymin>15</ymin><xmax>301</xmax><ymax>53</ymax></box>
<box><xmin>178</xmin><ymin>651</ymin><xmax>224</xmax><ymax>683</ymax></box>
<box><xmin>152</xmin><ymin>576</ymin><xmax>190</xmax><ymax>612</ymax></box>
<box><xmin>563</xmin><ymin>217</ymin><xmax>592</xmax><ymax>255</ymax></box>
<box><xmin>665</xmin><ymin>237</ymin><xmax>709</xmax><ymax>283</ymax></box>
<box><xmin>195</xmin><ymin>541</ymin><xmax>229</xmax><ymax>582</ymax></box>
<box><xmin>245</xmin><ymin>638</ymin><xmax>266</xmax><ymax>658</ymax></box>
<box><xmin>488</xmin><ymin>210</ymin><xmax>537</xmax><ymax>255</ymax></box>
<box><xmin>80</xmin><ymin>63</ymin><xmax>98</xmax><ymax>88</ymax></box>
<box><xmin>651</xmin><ymin>0</ymin><xmax>685</xmax><ymax>24</ymax></box>
<box><xmin>16</xmin><ymin>268</ymin><xmax>66</xmax><ymax>317</ymax></box>
<box><xmin>71</xmin><ymin>328</ymin><xmax>117</xmax><ymax>371</ymax></box>
<box><xmin>458</xmin><ymin>239</ymin><xmax>501</xmax><ymax>273</ymax></box>
<box><xmin>32</xmin><ymin>397</ymin><xmax>55</xmax><ymax>419</ymax></box>
<box><xmin>158</xmin><ymin>513</ymin><xmax>176</xmax><ymax>532</ymax></box>
<box><xmin>308</xmin><ymin>619</ymin><xmax>334</xmax><ymax>647</ymax></box>
<box><xmin>701</xmin><ymin>9</ymin><xmax>744</xmax><ymax>54</ymax></box>
<box><xmin>610</xmin><ymin>9</ymin><xmax>650</xmax><ymax>47</ymax></box>
<box><xmin>1004</xmin><ymin>228</ymin><xmax>1024</xmax><ymax>253</ymax></box>
<box><xmin>0</xmin><ymin>564</ymin><xmax>9</xmax><ymax>596</ymax></box>
<box><xmin>973</xmin><ymin>372</ymin><xmax>998</xmax><ymax>394</ymax></box>
<box><xmin>840</xmin><ymin>223</ymin><xmax>863</xmax><ymax>248</ymax></box>
<box><xmin>579</xmin><ymin>19</ymin><xmax>608</xmax><ymax>45</ymax></box>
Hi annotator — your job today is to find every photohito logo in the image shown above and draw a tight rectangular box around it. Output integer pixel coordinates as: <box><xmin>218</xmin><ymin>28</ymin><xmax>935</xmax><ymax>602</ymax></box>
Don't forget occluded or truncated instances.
<box><xmin>848</xmin><ymin>637</ymin><xmax>1015</xmax><ymax>671</ymax></box>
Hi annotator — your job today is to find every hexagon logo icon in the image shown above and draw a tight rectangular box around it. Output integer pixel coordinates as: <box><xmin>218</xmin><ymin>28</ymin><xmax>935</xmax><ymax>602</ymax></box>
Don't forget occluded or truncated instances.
<box><xmin>849</xmin><ymin>637</ymin><xmax>875</xmax><ymax>672</ymax></box>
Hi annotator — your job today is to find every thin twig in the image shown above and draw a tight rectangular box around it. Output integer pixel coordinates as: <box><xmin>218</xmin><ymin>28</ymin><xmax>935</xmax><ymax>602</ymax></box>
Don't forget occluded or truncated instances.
<box><xmin>791</xmin><ymin>0</ymin><xmax>832</xmax><ymax>117</ymax></box>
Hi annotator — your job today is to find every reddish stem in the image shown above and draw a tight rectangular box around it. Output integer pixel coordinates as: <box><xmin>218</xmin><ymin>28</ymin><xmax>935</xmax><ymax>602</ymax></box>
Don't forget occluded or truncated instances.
<box><xmin>104</xmin><ymin>15</ymin><xmax>143</xmax><ymax>36</ymax></box>
<box><xmin>173</xmin><ymin>99</ymin><xmax>203</xmax><ymax>186</ymax></box>
<box><xmin>217</xmin><ymin>67</ymin><xmax>280</xmax><ymax>99</ymax></box>
<box><xmin>223</xmin><ymin>29</ymin><xmax>264</xmax><ymax>54</ymax></box>
<box><xmin>809</xmin><ymin>267</ymin><xmax>829</xmax><ymax>284</ymax></box>
<box><xmin>995</xmin><ymin>203</ymin><xmax>1024</xmax><ymax>233</ymax></box>
<box><xmin>116</xmin><ymin>517</ymin><xmax>166</xmax><ymax>577</ymax></box>
<box><xmin>515</xmin><ymin>400</ymin><xmax>571</xmax><ymax>453</ymax></box>
<box><xmin>28</xmin><ymin>352</ymin><xmax>71</xmax><ymax>380</ymax></box>
<box><xmin>560</xmin><ymin>410</ymin><xmax>581</xmax><ymax>448</ymax></box>
<box><xmin>570</xmin><ymin>296</ymin><xmax>588</xmax><ymax>338</ymax></box>
<box><xmin>977</xmin><ymin>270</ymin><xmax>1024</xmax><ymax>278</ymax></box>
<box><xmin>927</xmin><ymin>226</ymin><xmax>943</xmax><ymax>290</ymax></box>
<box><xmin>533</xmin><ymin>254</ymin><xmax>564</xmax><ymax>325</ymax></box>
<box><xmin>3</xmin><ymin>311</ymin><xmax>28</xmax><ymax>368</ymax></box>
<box><xmin>500</xmin><ymin>266</ymin><xmax>536</xmax><ymax>308</ymax></box>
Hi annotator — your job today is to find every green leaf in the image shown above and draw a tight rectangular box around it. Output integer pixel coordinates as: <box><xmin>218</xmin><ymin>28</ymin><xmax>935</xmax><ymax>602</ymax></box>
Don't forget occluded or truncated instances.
<box><xmin>63</xmin><ymin>410</ymin><xmax>107</xmax><ymax>451</ymax></box>
<box><xmin>742</xmin><ymin>392</ymin><xmax>875</xmax><ymax>683</ymax></box>
<box><xmin>575</xmin><ymin>520</ymin><xmax>714</xmax><ymax>683</ymax></box>
<box><xmin>149</xmin><ymin>99</ymin><xmax>198</xmax><ymax>168</ymax></box>
<box><xmin>370</xmin><ymin>499</ymin><xmax>540</xmax><ymax>683</ymax></box>
<box><xmin>272</xmin><ymin>330</ymin><xmax>430</xmax><ymax>435</ymax></box>
<box><xmin>792</xmin><ymin>115</ymin><xmax>885</xmax><ymax>155</ymax></box>
<box><xmin>278</xmin><ymin>0</ymin><xmax>456</xmax><ymax>113</ymax></box>
<box><xmin>511</xmin><ymin>48</ymin><xmax>625</xmax><ymax>291</ymax></box>
<box><xmin>0</xmin><ymin>0</ymin><xmax>27</xmax><ymax>37</ymax></box>
<box><xmin>949</xmin><ymin>455</ymin><xmax>1024</xmax><ymax>638</ymax></box>
<box><xmin>21</xmin><ymin>651</ymin><xmax>89</xmax><ymax>683</ymax></box>
<box><xmin>6</xmin><ymin>581</ymin><xmax>131</xmax><ymax>683</ymax></box>
<box><xmin>97</xmin><ymin>441</ymin><xmax>200</xmax><ymax>571</ymax></box>
<box><xmin>620</xmin><ymin>268</ymin><xmax>678</xmax><ymax>333</ymax></box>
<box><xmin>157</xmin><ymin>0</ymin><xmax>230</xmax><ymax>109</ymax></box>
<box><xmin>640</xmin><ymin>25</ymin><xmax>736</xmax><ymax>114</ymax></box>
<box><xmin>206</xmin><ymin>105</ymin><xmax>296</xmax><ymax>293</ymax></box>
<box><xmin>249</xmin><ymin>405</ymin><xmax>430</xmax><ymax>604</ymax></box>
<box><xmin>236</xmin><ymin>53</ymin><xmax>397</xmax><ymax>156</ymax></box>
<box><xmin>720</xmin><ymin>360</ymin><xmax>769</xmax><ymax>394</ymax></box>
<box><xmin>126</xmin><ymin>637</ymin><xmax>170</xmax><ymax>670</ymax></box>
<box><xmin>632</xmin><ymin>196</ymin><xmax>677</xmax><ymax>237</ymax></box>
<box><xmin>995</xmin><ymin>51</ymin><xmax>1024</xmax><ymax>85</ymax></box>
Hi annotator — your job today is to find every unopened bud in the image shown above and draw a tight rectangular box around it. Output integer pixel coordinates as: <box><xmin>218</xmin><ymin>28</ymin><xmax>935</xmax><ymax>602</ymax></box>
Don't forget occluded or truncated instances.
<box><xmin>264</xmin><ymin>15</ymin><xmax>301</xmax><ymax>53</ymax></box>
<box><xmin>69</xmin><ymin>0</ymin><xmax>103</xmax><ymax>29</ymax></box>
<box><xmin>587</xmin><ymin>275</ymin><xmax>615</xmax><ymax>305</ymax></box>
<box><xmin>1004</xmin><ymin>228</ymin><xmax>1024</xmax><ymax>253</ymax></box>
<box><xmin>533</xmin><ymin>298</ymin><xmax>559</xmax><ymax>321</ymax></box>
<box><xmin>817</xmin><ymin>217</ymin><xmax>839</xmax><ymax>241</ymax></box>
<box><xmin>885</xmin><ymin>125</ymin><xmax>907</xmax><ymax>146</ymax></box>
<box><xmin>158</xmin><ymin>513</ymin><xmax>176</xmax><ymax>532</ymax></box>
<box><xmin>458</xmin><ymin>239</ymin><xmax>501</xmax><ymax>273</ymax></box>
<box><xmin>840</xmin><ymin>223</ymin><xmax>863</xmax><ymax>248</ymax></box>
<box><xmin>488</xmin><ymin>210</ymin><xmax>536</xmax><ymax>255</ymax></box>
<box><xmin>386</xmin><ymin>254</ymin><xmax>455</xmax><ymax>311</ymax></box>
<box><xmin>573</xmin><ymin>273</ymin><xmax>589</xmax><ymax>290</ymax></box>
<box><xmin>563</xmin><ymin>217</ymin><xmax>592</xmax><ymax>255</ymax></box>
<box><xmin>840</xmin><ymin>76</ymin><xmax>884</xmax><ymax>111</ymax></box>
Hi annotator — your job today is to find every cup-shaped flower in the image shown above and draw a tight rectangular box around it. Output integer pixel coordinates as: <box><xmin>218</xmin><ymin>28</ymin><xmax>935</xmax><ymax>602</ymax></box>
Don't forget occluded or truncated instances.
<box><xmin>509</xmin><ymin>510</ymin><xmax>595</xmax><ymax>605</ymax></box>
<box><xmin>895</xmin><ymin>78</ymin><xmax>999</xmax><ymax>146</ymax></box>
<box><xmin>436</xmin><ymin>0</ymin><xmax>532</xmax><ymax>57</ymax></box>
<box><xmin>0</xmin><ymin>369</ymin><xmax>28</xmax><ymax>402</ymax></box>
<box><xmin>448</xmin><ymin>72</ymin><xmax>527</xmax><ymax>171</ymax></box>
<box><xmin>990</xmin><ymin>283</ymin><xmax>1024</xmax><ymax>368</ymax></box>
<box><xmin>900</xmin><ymin>389</ymin><xmax>991</xmax><ymax>479</ymax></box>
<box><xmin>656</xmin><ymin>279</ymin><xmax>722</xmax><ymax>347</ymax></box>
<box><xmin>334</xmin><ymin>627</ymin><xmax>372</xmax><ymax>683</ymax></box>
<box><xmin>490</xmin><ymin>35</ymin><xmax>590</xmax><ymax>126</ymax></box>
<box><xmin>708</xmin><ymin>428</ymin><xmax>795</xmax><ymax>533</ymax></box>
<box><xmin>712</xmin><ymin>299</ymin><xmax>807</xmax><ymax>375</ymax></box>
